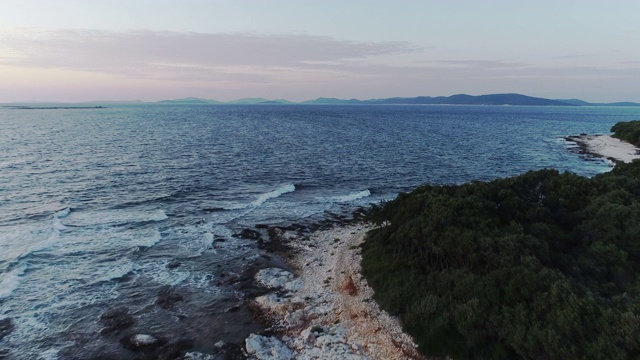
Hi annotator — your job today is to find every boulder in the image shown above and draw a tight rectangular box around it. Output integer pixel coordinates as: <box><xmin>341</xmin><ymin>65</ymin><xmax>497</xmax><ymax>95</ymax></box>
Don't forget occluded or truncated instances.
<box><xmin>245</xmin><ymin>334</ymin><xmax>294</xmax><ymax>360</ymax></box>
<box><xmin>255</xmin><ymin>268</ymin><xmax>302</xmax><ymax>292</ymax></box>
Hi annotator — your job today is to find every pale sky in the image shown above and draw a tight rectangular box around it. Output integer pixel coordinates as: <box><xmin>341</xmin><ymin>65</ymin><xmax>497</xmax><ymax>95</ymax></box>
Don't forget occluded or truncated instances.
<box><xmin>1</xmin><ymin>0</ymin><xmax>639</xmax><ymax>102</ymax></box>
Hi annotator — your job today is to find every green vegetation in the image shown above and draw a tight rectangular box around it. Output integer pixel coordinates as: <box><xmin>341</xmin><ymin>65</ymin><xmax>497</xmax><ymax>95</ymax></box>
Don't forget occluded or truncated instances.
<box><xmin>611</xmin><ymin>120</ymin><xmax>640</xmax><ymax>147</ymax></box>
<box><xmin>362</xmin><ymin>161</ymin><xmax>640</xmax><ymax>359</ymax></box>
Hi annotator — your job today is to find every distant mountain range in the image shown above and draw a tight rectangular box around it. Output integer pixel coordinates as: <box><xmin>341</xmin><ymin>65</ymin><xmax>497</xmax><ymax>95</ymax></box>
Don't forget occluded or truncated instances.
<box><xmin>4</xmin><ymin>94</ymin><xmax>639</xmax><ymax>107</ymax></box>
<box><xmin>155</xmin><ymin>94</ymin><xmax>640</xmax><ymax>106</ymax></box>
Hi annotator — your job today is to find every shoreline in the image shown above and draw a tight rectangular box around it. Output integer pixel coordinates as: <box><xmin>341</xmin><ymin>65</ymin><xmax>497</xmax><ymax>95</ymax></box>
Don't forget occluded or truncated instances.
<box><xmin>565</xmin><ymin>134</ymin><xmax>640</xmax><ymax>163</ymax></box>
<box><xmin>245</xmin><ymin>223</ymin><xmax>424</xmax><ymax>359</ymax></box>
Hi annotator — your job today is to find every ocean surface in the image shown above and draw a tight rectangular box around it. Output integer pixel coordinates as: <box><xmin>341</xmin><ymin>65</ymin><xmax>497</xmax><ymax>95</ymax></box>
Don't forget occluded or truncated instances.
<box><xmin>1</xmin><ymin>104</ymin><xmax>640</xmax><ymax>359</ymax></box>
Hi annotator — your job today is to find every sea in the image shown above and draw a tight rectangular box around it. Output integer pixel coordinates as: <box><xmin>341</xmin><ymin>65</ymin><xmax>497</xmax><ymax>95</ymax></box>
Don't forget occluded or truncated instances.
<box><xmin>1</xmin><ymin>104</ymin><xmax>640</xmax><ymax>359</ymax></box>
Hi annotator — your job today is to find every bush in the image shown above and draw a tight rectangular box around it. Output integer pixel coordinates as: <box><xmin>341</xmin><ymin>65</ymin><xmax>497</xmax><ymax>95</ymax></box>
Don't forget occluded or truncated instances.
<box><xmin>611</xmin><ymin>120</ymin><xmax>640</xmax><ymax>146</ymax></box>
<box><xmin>362</xmin><ymin>161</ymin><xmax>640</xmax><ymax>359</ymax></box>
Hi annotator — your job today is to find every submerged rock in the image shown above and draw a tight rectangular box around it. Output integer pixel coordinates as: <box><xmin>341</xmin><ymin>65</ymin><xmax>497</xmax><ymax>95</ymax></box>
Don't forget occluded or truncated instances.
<box><xmin>0</xmin><ymin>318</ymin><xmax>14</xmax><ymax>341</ymax></box>
<box><xmin>166</xmin><ymin>260</ymin><xmax>181</xmax><ymax>269</ymax></box>
<box><xmin>157</xmin><ymin>339</ymin><xmax>195</xmax><ymax>359</ymax></box>
<box><xmin>99</xmin><ymin>307</ymin><xmax>134</xmax><ymax>335</ymax></box>
<box><xmin>245</xmin><ymin>334</ymin><xmax>294</xmax><ymax>360</ymax></box>
<box><xmin>234</xmin><ymin>228</ymin><xmax>262</xmax><ymax>240</ymax></box>
<box><xmin>157</xmin><ymin>285</ymin><xmax>184</xmax><ymax>309</ymax></box>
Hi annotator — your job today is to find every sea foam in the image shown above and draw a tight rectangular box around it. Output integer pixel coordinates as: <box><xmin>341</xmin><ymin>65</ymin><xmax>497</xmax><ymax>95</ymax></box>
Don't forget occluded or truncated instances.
<box><xmin>0</xmin><ymin>266</ymin><xmax>26</xmax><ymax>299</ymax></box>
<box><xmin>250</xmin><ymin>183</ymin><xmax>296</xmax><ymax>208</ymax></box>
<box><xmin>330</xmin><ymin>189</ymin><xmax>371</xmax><ymax>203</ymax></box>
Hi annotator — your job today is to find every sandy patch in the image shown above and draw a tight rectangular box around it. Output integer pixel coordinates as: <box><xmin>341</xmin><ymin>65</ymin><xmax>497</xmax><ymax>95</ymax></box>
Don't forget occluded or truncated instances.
<box><xmin>566</xmin><ymin>134</ymin><xmax>640</xmax><ymax>163</ymax></box>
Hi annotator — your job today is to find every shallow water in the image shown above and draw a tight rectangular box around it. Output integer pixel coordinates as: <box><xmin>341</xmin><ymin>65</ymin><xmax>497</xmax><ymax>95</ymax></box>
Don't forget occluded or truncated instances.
<box><xmin>1</xmin><ymin>104</ymin><xmax>640</xmax><ymax>358</ymax></box>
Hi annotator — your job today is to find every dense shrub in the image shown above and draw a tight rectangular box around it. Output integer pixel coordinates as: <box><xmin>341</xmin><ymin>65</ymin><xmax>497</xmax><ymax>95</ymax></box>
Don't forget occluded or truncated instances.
<box><xmin>362</xmin><ymin>161</ymin><xmax>640</xmax><ymax>359</ymax></box>
<box><xmin>611</xmin><ymin>120</ymin><xmax>640</xmax><ymax>146</ymax></box>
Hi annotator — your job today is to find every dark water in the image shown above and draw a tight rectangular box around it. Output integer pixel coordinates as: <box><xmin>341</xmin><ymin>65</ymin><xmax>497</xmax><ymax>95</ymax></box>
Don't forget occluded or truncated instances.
<box><xmin>1</xmin><ymin>104</ymin><xmax>640</xmax><ymax>359</ymax></box>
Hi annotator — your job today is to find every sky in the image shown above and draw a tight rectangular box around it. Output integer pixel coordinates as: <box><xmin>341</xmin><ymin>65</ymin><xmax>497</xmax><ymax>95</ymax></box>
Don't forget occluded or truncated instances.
<box><xmin>0</xmin><ymin>0</ymin><xmax>639</xmax><ymax>102</ymax></box>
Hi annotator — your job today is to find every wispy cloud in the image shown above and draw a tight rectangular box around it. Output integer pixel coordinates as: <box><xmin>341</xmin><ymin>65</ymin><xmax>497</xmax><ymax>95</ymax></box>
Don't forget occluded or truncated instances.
<box><xmin>0</xmin><ymin>28</ymin><xmax>421</xmax><ymax>82</ymax></box>
<box><xmin>1</xmin><ymin>28</ymin><xmax>639</xmax><ymax>102</ymax></box>
<box><xmin>553</xmin><ymin>54</ymin><xmax>590</xmax><ymax>59</ymax></box>
<box><xmin>425</xmin><ymin>59</ymin><xmax>529</xmax><ymax>70</ymax></box>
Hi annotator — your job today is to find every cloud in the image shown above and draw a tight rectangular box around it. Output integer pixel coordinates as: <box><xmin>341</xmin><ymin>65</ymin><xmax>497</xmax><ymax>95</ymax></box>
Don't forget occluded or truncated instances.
<box><xmin>0</xmin><ymin>28</ymin><xmax>421</xmax><ymax>82</ymax></box>
<box><xmin>425</xmin><ymin>59</ymin><xmax>529</xmax><ymax>70</ymax></box>
<box><xmin>2</xmin><ymin>28</ymin><xmax>639</xmax><ymax>102</ymax></box>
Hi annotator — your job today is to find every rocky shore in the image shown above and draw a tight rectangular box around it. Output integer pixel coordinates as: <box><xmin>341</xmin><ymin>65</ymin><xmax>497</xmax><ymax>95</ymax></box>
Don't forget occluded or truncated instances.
<box><xmin>565</xmin><ymin>134</ymin><xmax>640</xmax><ymax>163</ymax></box>
<box><xmin>244</xmin><ymin>223</ymin><xmax>424</xmax><ymax>360</ymax></box>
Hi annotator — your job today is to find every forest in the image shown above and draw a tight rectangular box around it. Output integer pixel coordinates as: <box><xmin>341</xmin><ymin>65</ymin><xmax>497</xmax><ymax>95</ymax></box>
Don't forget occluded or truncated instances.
<box><xmin>362</xmin><ymin>144</ymin><xmax>640</xmax><ymax>359</ymax></box>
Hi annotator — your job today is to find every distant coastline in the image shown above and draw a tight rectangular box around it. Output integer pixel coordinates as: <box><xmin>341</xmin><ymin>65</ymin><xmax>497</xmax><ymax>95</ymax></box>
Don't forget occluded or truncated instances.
<box><xmin>2</xmin><ymin>105</ymin><xmax>107</xmax><ymax>110</ymax></box>
<box><xmin>3</xmin><ymin>93</ymin><xmax>640</xmax><ymax>107</ymax></box>
<box><xmin>152</xmin><ymin>93</ymin><xmax>640</xmax><ymax>106</ymax></box>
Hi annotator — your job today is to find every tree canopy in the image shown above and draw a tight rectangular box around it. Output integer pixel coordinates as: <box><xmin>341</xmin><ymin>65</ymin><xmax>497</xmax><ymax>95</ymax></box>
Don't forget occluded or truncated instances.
<box><xmin>611</xmin><ymin>120</ymin><xmax>640</xmax><ymax>147</ymax></box>
<box><xmin>362</xmin><ymin>161</ymin><xmax>640</xmax><ymax>359</ymax></box>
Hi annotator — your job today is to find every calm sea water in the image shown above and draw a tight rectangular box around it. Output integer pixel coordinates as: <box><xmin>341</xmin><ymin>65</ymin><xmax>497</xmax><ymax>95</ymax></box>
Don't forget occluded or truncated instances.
<box><xmin>1</xmin><ymin>104</ymin><xmax>640</xmax><ymax>358</ymax></box>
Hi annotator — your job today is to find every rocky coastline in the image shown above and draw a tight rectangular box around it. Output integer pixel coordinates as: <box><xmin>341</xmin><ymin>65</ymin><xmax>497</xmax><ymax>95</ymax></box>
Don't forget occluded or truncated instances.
<box><xmin>565</xmin><ymin>134</ymin><xmax>640</xmax><ymax>163</ymax></box>
<box><xmin>240</xmin><ymin>218</ymin><xmax>424</xmax><ymax>360</ymax></box>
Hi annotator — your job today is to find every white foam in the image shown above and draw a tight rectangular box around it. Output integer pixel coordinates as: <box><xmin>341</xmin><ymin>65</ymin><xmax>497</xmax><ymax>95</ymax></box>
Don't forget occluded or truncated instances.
<box><xmin>89</xmin><ymin>260</ymin><xmax>134</xmax><ymax>285</ymax></box>
<box><xmin>329</xmin><ymin>189</ymin><xmax>371</xmax><ymax>203</ymax></box>
<box><xmin>20</xmin><ymin>212</ymin><xmax>65</xmax><ymax>257</ymax></box>
<box><xmin>250</xmin><ymin>184</ymin><xmax>295</xmax><ymax>208</ymax></box>
<box><xmin>38</xmin><ymin>348</ymin><xmax>60</xmax><ymax>360</ymax></box>
<box><xmin>138</xmin><ymin>260</ymin><xmax>190</xmax><ymax>286</ymax></box>
<box><xmin>0</xmin><ymin>266</ymin><xmax>26</xmax><ymax>299</ymax></box>
<box><xmin>55</xmin><ymin>208</ymin><xmax>71</xmax><ymax>218</ymax></box>
<box><xmin>130</xmin><ymin>228</ymin><xmax>162</xmax><ymax>248</ymax></box>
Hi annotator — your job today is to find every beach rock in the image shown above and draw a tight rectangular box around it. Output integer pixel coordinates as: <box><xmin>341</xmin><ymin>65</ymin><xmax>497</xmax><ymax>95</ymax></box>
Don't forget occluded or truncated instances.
<box><xmin>284</xmin><ymin>309</ymin><xmax>304</xmax><ymax>328</ymax></box>
<box><xmin>294</xmin><ymin>325</ymin><xmax>367</xmax><ymax>360</ymax></box>
<box><xmin>157</xmin><ymin>285</ymin><xmax>184</xmax><ymax>309</ymax></box>
<box><xmin>234</xmin><ymin>228</ymin><xmax>262</xmax><ymax>240</ymax></box>
<box><xmin>211</xmin><ymin>341</ymin><xmax>246</xmax><ymax>360</ymax></box>
<box><xmin>245</xmin><ymin>334</ymin><xmax>294</xmax><ymax>360</ymax></box>
<box><xmin>0</xmin><ymin>318</ymin><xmax>14</xmax><ymax>341</ymax></box>
<box><xmin>255</xmin><ymin>268</ymin><xmax>302</xmax><ymax>292</ymax></box>
<box><xmin>120</xmin><ymin>333</ymin><xmax>166</xmax><ymax>351</ymax></box>
<box><xmin>99</xmin><ymin>307</ymin><xmax>134</xmax><ymax>335</ymax></box>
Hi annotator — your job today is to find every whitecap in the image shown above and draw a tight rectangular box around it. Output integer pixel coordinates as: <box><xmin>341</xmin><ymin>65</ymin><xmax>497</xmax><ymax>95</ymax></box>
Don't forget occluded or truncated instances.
<box><xmin>250</xmin><ymin>183</ymin><xmax>295</xmax><ymax>208</ymax></box>
<box><xmin>37</xmin><ymin>347</ymin><xmax>60</xmax><ymax>360</ymax></box>
<box><xmin>54</xmin><ymin>207</ymin><xmax>71</xmax><ymax>218</ymax></box>
<box><xmin>19</xmin><ymin>211</ymin><xmax>66</xmax><ymax>258</ymax></box>
<box><xmin>0</xmin><ymin>266</ymin><xmax>26</xmax><ymax>299</ymax></box>
<box><xmin>329</xmin><ymin>189</ymin><xmax>371</xmax><ymax>203</ymax></box>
